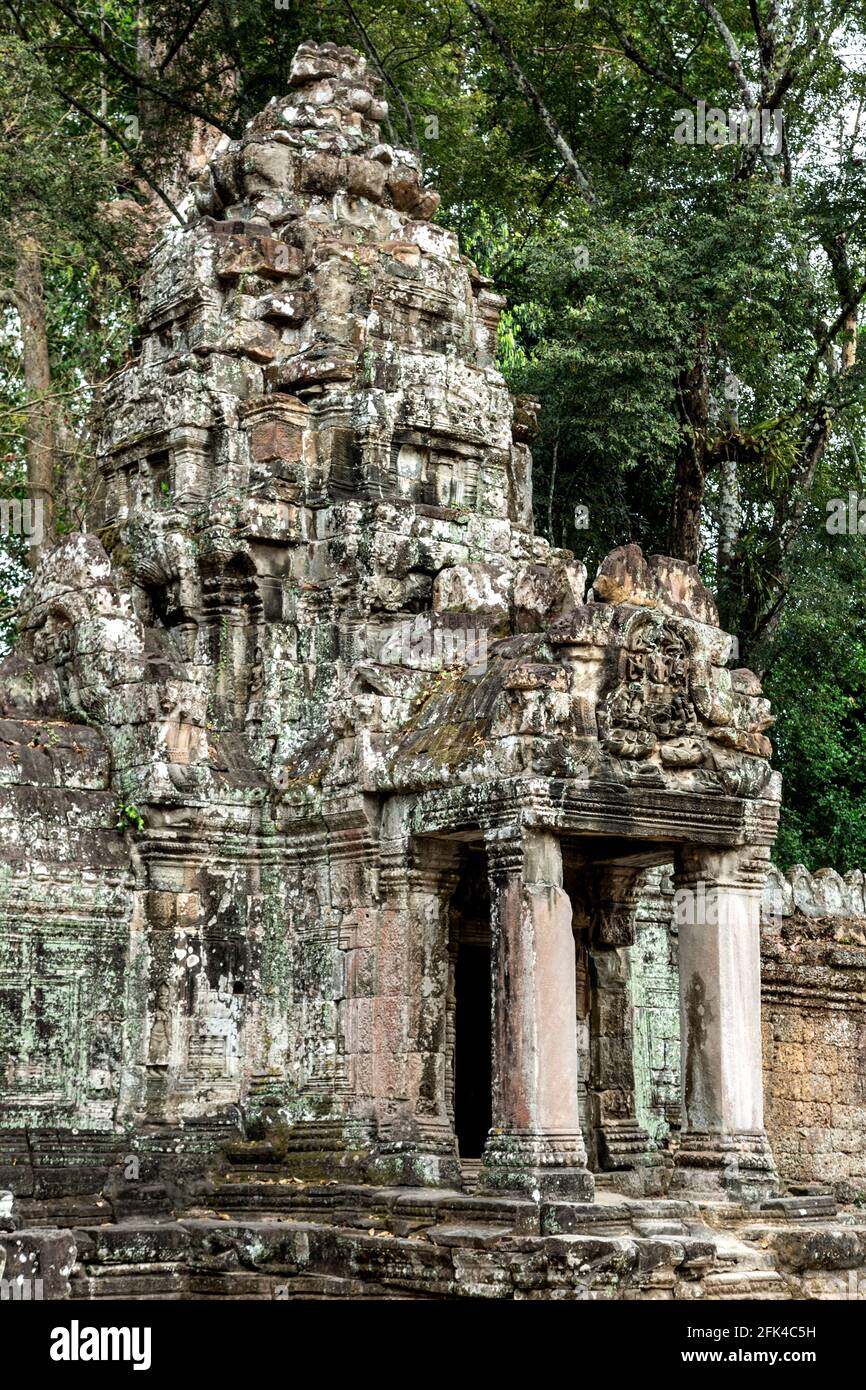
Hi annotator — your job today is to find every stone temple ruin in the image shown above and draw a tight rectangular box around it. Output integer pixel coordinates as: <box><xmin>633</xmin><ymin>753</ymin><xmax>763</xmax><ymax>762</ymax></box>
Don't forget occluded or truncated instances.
<box><xmin>0</xmin><ymin>41</ymin><xmax>865</xmax><ymax>1300</ymax></box>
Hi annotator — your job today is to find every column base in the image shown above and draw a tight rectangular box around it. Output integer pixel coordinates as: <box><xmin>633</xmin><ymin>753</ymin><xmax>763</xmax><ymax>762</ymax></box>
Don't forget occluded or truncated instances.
<box><xmin>596</xmin><ymin>1119</ymin><xmax>667</xmax><ymax>1196</ymax></box>
<box><xmin>672</xmin><ymin>1130</ymin><xmax>780</xmax><ymax>1201</ymax></box>
<box><xmin>479</xmin><ymin>1129</ymin><xmax>595</xmax><ymax>1200</ymax></box>
<box><xmin>367</xmin><ymin>1143</ymin><xmax>461</xmax><ymax>1189</ymax></box>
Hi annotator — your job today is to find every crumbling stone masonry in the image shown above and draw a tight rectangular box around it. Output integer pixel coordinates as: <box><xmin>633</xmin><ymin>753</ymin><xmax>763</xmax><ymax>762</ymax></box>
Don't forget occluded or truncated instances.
<box><xmin>761</xmin><ymin>868</ymin><xmax>866</xmax><ymax>1197</ymax></box>
<box><xmin>0</xmin><ymin>40</ymin><xmax>864</xmax><ymax>1300</ymax></box>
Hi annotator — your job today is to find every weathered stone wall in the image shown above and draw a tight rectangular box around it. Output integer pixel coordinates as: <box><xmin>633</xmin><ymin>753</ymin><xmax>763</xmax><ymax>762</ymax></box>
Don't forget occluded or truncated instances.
<box><xmin>0</xmin><ymin>688</ymin><xmax>134</xmax><ymax>1186</ymax></box>
<box><xmin>760</xmin><ymin>866</ymin><xmax>866</xmax><ymax>1196</ymax></box>
<box><xmin>631</xmin><ymin>863</ymin><xmax>866</xmax><ymax>1195</ymax></box>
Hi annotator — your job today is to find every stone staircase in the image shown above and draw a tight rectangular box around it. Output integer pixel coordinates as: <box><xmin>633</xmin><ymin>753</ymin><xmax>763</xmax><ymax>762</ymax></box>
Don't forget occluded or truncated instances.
<box><xmin>6</xmin><ymin>1139</ymin><xmax>865</xmax><ymax>1301</ymax></box>
<box><xmin>5</xmin><ymin>1173</ymin><xmax>865</xmax><ymax>1299</ymax></box>
<box><xmin>691</xmin><ymin>1229</ymin><xmax>790</xmax><ymax>1300</ymax></box>
<box><xmin>460</xmin><ymin>1158</ymin><xmax>483</xmax><ymax>1194</ymax></box>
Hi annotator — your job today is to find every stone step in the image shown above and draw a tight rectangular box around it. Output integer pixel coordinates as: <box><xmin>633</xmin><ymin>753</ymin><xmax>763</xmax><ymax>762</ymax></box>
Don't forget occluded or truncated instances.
<box><xmin>760</xmin><ymin>1195</ymin><xmax>838</xmax><ymax>1220</ymax></box>
<box><xmin>626</xmin><ymin>1199</ymin><xmax>696</xmax><ymax>1219</ymax></box>
<box><xmin>14</xmin><ymin>1196</ymin><xmax>116</xmax><ymax>1228</ymax></box>
<box><xmin>459</xmin><ymin>1159</ymin><xmax>483</xmax><ymax>1194</ymax></box>
<box><xmin>223</xmin><ymin>1142</ymin><xmax>284</xmax><ymax>1166</ymax></box>
<box><xmin>219</xmin><ymin>1166</ymin><xmax>299</xmax><ymax>1182</ymax></box>
<box><xmin>427</xmin><ymin>1221</ymin><xmax>513</xmax><ymax>1248</ymax></box>
<box><xmin>207</xmin><ymin>1178</ymin><xmax>540</xmax><ymax>1238</ymax></box>
<box><xmin>274</xmin><ymin>1274</ymin><xmax>421</xmax><ymax>1300</ymax></box>
<box><xmin>712</xmin><ymin>1232</ymin><xmax>777</xmax><ymax>1271</ymax></box>
<box><xmin>632</xmin><ymin>1219</ymin><xmax>689</xmax><ymax>1237</ymax></box>
<box><xmin>697</xmin><ymin>1268</ymin><xmax>790</xmax><ymax>1299</ymax></box>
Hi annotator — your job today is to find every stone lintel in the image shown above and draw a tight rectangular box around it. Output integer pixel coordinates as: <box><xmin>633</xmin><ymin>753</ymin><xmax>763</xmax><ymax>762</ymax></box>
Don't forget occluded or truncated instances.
<box><xmin>411</xmin><ymin>778</ymin><xmax>779</xmax><ymax>850</ymax></box>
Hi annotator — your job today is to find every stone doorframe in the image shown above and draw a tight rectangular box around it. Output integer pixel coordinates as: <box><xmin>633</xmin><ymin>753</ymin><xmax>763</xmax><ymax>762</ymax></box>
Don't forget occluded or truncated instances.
<box><xmin>400</xmin><ymin>824</ymin><xmax>779</xmax><ymax>1202</ymax></box>
<box><xmin>565</xmin><ymin>855</ymin><xmax>663</xmax><ymax>1194</ymax></box>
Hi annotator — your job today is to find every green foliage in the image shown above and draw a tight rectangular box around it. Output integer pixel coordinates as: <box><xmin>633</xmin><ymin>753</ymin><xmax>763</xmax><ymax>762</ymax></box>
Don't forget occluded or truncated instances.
<box><xmin>115</xmin><ymin>801</ymin><xmax>145</xmax><ymax>834</ymax></box>
<box><xmin>761</xmin><ymin>481</ymin><xmax>866</xmax><ymax>871</ymax></box>
<box><xmin>0</xmin><ymin>31</ymin><xmax>139</xmax><ymax>642</ymax></box>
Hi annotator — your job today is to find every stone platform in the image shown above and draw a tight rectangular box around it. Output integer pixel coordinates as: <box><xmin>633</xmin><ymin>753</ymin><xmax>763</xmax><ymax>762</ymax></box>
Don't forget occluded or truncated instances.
<box><xmin>3</xmin><ymin>1178</ymin><xmax>865</xmax><ymax>1301</ymax></box>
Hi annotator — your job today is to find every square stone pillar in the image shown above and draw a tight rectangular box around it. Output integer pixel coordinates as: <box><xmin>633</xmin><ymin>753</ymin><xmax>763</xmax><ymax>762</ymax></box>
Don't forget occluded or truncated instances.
<box><xmin>367</xmin><ymin>835</ymin><xmax>462</xmax><ymax>1188</ymax></box>
<box><xmin>672</xmin><ymin>846</ymin><xmax>779</xmax><ymax>1198</ymax></box>
<box><xmin>480</xmin><ymin>828</ymin><xmax>593</xmax><ymax>1199</ymax></box>
<box><xmin>168</xmin><ymin>426</ymin><xmax>209</xmax><ymax>505</ymax></box>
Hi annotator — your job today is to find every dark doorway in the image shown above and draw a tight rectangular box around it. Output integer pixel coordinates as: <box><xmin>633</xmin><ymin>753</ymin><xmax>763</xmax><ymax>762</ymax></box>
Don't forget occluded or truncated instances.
<box><xmin>454</xmin><ymin>942</ymin><xmax>492</xmax><ymax>1158</ymax></box>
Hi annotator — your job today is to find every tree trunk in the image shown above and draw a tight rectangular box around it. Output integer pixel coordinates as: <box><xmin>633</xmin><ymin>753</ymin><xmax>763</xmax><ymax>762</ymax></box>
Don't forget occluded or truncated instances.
<box><xmin>99</xmin><ymin>0</ymin><xmax>109</xmax><ymax>159</ymax></box>
<box><xmin>827</xmin><ymin>234</ymin><xmax>858</xmax><ymax>371</ymax></box>
<box><xmin>715</xmin><ymin>368</ymin><xmax>742</xmax><ymax>632</ymax></box>
<box><xmin>14</xmin><ymin>235</ymin><xmax>56</xmax><ymax>563</ymax></box>
<box><xmin>671</xmin><ymin>452</ymin><xmax>705</xmax><ymax>564</ymax></box>
<box><xmin>670</xmin><ymin>349</ymin><xmax>709</xmax><ymax>564</ymax></box>
<box><xmin>717</xmin><ymin>458</ymin><xmax>740</xmax><ymax>563</ymax></box>
<box><xmin>464</xmin><ymin>0</ymin><xmax>595</xmax><ymax>204</ymax></box>
<box><xmin>717</xmin><ymin>371</ymin><xmax>741</xmax><ymax>570</ymax></box>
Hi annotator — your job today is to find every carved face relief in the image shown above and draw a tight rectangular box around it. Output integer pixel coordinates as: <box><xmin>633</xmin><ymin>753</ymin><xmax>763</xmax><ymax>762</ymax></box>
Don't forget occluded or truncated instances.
<box><xmin>598</xmin><ymin>617</ymin><xmax>701</xmax><ymax>762</ymax></box>
<box><xmin>32</xmin><ymin>609</ymin><xmax>73</xmax><ymax>666</ymax></box>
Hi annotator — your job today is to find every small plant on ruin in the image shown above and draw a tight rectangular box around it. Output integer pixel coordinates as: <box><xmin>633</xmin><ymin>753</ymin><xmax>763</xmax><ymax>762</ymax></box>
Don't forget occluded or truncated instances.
<box><xmin>116</xmin><ymin>801</ymin><xmax>145</xmax><ymax>833</ymax></box>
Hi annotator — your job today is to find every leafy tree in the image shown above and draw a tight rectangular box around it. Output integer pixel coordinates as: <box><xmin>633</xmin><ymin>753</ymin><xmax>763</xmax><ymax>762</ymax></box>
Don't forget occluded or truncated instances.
<box><xmin>0</xmin><ymin>29</ymin><xmax>138</xmax><ymax>626</ymax></box>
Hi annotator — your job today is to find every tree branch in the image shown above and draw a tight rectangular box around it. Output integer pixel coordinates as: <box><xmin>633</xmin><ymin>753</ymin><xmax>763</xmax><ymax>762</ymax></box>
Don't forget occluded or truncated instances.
<box><xmin>463</xmin><ymin>0</ymin><xmax>596</xmax><ymax>205</ymax></box>
<box><xmin>45</xmin><ymin>0</ymin><xmax>235</xmax><ymax>136</ymax></box>
<box><xmin>53</xmin><ymin>85</ymin><xmax>187</xmax><ymax>226</ymax></box>
<box><xmin>340</xmin><ymin>0</ymin><xmax>422</xmax><ymax>163</ymax></box>
<box><xmin>803</xmin><ymin>274</ymin><xmax>866</xmax><ymax>393</ymax></box>
<box><xmin>695</xmin><ymin>0</ymin><xmax>779</xmax><ymax>178</ymax></box>
<box><xmin>601</xmin><ymin>6</ymin><xmax>696</xmax><ymax>102</ymax></box>
<box><xmin>697</xmin><ymin>0</ymin><xmax>757</xmax><ymax>102</ymax></box>
<box><xmin>158</xmin><ymin>0</ymin><xmax>213</xmax><ymax>74</ymax></box>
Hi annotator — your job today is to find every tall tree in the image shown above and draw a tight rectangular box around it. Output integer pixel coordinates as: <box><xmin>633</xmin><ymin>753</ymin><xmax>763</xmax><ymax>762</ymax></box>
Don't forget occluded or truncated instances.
<box><xmin>0</xmin><ymin>31</ymin><xmax>138</xmax><ymax>582</ymax></box>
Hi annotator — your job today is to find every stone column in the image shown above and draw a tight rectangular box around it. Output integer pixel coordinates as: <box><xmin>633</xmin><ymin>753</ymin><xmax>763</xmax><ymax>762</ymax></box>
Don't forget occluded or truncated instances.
<box><xmin>672</xmin><ymin>846</ymin><xmax>779</xmax><ymax>1198</ymax></box>
<box><xmin>480</xmin><ymin>827</ymin><xmax>593</xmax><ymax>1199</ymax></box>
<box><xmin>367</xmin><ymin>833</ymin><xmax>462</xmax><ymax>1187</ymax></box>
<box><xmin>168</xmin><ymin>426</ymin><xmax>209</xmax><ymax>505</ymax></box>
